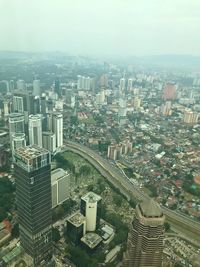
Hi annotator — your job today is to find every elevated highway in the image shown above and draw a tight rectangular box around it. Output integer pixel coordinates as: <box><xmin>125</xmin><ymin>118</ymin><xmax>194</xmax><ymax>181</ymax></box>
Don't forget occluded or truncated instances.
<box><xmin>62</xmin><ymin>141</ymin><xmax>200</xmax><ymax>245</ymax></box>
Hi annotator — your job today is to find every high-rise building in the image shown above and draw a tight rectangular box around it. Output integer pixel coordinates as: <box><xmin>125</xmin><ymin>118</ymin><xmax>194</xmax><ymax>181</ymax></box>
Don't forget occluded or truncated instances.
<box><xmin>55</xmin><ymin>78</ymin><xmax>61</xmax><ymax>98</ymax></box>
<box><xmin>9</xmin><ymin>113</ymin><xmax>25</xmax><ymax>140</ymax></box>
<box><xmin>33</xmin><ymin>79</ymin><xmax>41</xmax><ymax>96</ymax></box>
<box><xmin>52</xmin><ymin>112</ymin><xmax>63</xmax><ymax>148</ymax></box>
<box><xmin>119</xmin><ymin>78</ymin><xmax>126</xmax><ymax>92</ymax></box>
<box><xmin>183</xmin><ymin>110</ymin><xmax>199</xmax><ymax>124</ymax></box>
<box><xmin>42</xmin><ymin>131</ymin><xmax>56</xmax><ymax>153</ymax></box>
<box><xmin>67</xmin><ymin>212</ymin><xmax>86</xmax><ymax>245</ymax></box>
<box><xmin>13</xmin><ymin>145</ymin><xmax>52</xmax><ymax>266</ymax></box>
<box><xmin>122</xmin><ymin>199</ymin><xmax>165</xmax><ymax>267</ymax></box>
<box><xmin>163</xmin><ymin>83</ymin><xmax>176</xmax><ymax>101</ymax></box>
<box><xmin>80</xmin><ymin>192</ymin><xmax>102</xmax><ymax>232</ymax></box>
<box><xmin>29</xmin><ymin>114</ymin><xmax>43</xmax><ymax>147</ymax></box>
<box><xmin>17</xmin><ymin>79</ymin><xmax>26</xmax><ymax>91</ymax></box>
<box><xmin>11</xmin><ymin>133</ymin><xmax>26</xmax><ymax>154</ymax></box>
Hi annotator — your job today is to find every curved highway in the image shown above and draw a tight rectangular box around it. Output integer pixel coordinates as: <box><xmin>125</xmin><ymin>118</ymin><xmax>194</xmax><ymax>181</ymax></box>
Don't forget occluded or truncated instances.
<box><xmin>62</xmin><ymin>141</ymin><xmax>200</xmax><ymax>243</ymax></box>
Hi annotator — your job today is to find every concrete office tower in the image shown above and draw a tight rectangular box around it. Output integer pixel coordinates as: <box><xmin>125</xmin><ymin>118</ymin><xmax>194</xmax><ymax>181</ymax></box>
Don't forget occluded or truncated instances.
<box><xmin>42</xmin><ymin>131</ymin><xmax>56</xmax><ymax>153</ymax></box>
<box><xmin>9</xmin><ymin>80</ymin><xmax>15</xmax><ymax>92</ymax></box>
<box><xmin>163</xmin><ymin>82</ymin><xmax>176</xmax><ymax>101</ymax></box>
<box><xmin>52</xmin><ymin>112</ymin><xmax>63</xmax><ymax>148</ymax></box>
<box><xmin>17</xmin><ymin>79</ymin><xmax>26</xmax><ymax>91</ymax></box>
<box><xmin>9</xmin><ymin>113</ymin><xmax>25</xmax><ymax>140</ymax></box>
<box><xmin>85</xmin><ymin>77</ymin><xmax>91</xmax><ymax>90</ymax></box>
<box><xmin>122</xmin><ymin>199</ymin><xmax>165</xmax><ymax>267</ymax></box>
<box><xmin>29</xmin><ymin>114</ymin><xmax>42</xmax><ymax>147</ymax></box>
<box><xmin>33</xmin><ymin>79</ymin><xmax>41</xmax><ymax>96</ymax></box>
<box><xmin>67</xmin><ymin>212</ymin><xmax>86</xmax><ymax>245</ymax></box>
<box><xmin>51</xmin><ymin>168</ymin><xmax>70</xmax><ymax>208</ymax></box>
<box><xmin>55</xmin><ymin>78</ymin><xmax>61</xmax><ymax>98</ymax></box>
<box><xmin>13</xmin><ymin>146</ymin><xmax>52</xmax><ymax>266</ymax></box>
<box><xmin>13</xmin><ymin>95</ymin><xmax>24</xmax><ymax>113</ymax></box>
<box><xmin>81</xmin><ymin>192</ymin><xmax>102</xmax><ymax>232</ymax></box>
<box><xmin>11</xmin><ymin>133</ymin><xmax>26</xmax><ymax>153</ymax></box>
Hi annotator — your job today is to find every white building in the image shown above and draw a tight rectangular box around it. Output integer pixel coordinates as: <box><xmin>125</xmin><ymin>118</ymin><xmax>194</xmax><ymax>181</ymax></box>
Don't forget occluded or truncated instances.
<box><xmin>9</xmin><ymin>113</ymin><xmax>25</xmax><ymax>140</ymax></box>
<box><xmin>119</xmin><ymin>78</ymin><xmax>126</xmax><ymax>92</ymax></box>
<box><xmin>17</xmin><ymin>79</ymin><xmax>26</xmax><ymax>91</ymax></box>
<box><xmin>51</xmin><ymin>168</ymin><xmax>70</xmax><ymax>208</ymax></box>
<box><xmin>13</xmin><ymin>95</ymin><xmax>24</xmax><ymax>113</ymax></box>
<box><xmin>29</xmin><ymin>114</ymin><xmax>42</xmax><ymax>147</ymax></box>
<box><xmin>52</xmin><ymin>112</ymin><xmax>63</xmax><ymax>148</ymax></box>
<box><xmin>33</xmin><ymin>79</ymin><xmax>41</xmax><ymax>96</ymax></box>
<box><xmin>81</xmin><ymin>192</ymin><xmax>102</xmax><ymax>232</ymax></box>
<box><xmin>11</xmin><ymin>133</ymin><xmax>26</xmax><ymax>155</ymax></box>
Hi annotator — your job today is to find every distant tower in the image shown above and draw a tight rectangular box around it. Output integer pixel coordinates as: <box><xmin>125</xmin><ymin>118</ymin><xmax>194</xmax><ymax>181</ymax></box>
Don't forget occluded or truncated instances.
<box><xmin>14</xmin><ymin>145</ymin><xmax>52</xmax><ymax>266</ymax></box>
<box><xmin>119</xmin><ymin>78</ymin><xmax>126</xmax><ymax>92</ymax></box>
<box><xmin>122</xmin><ymin>199</ymin><xmax>165</xmax><ymax>267</ymax></box>
<box><xmin>9</xmin><ymin>113</ymin><xmax>25</xmax><ymax>140</ymax></box>
<box><xmin>33</xmin><ymin>79</ymin><xmax>41</xmax><ymax>96</ymax></box>
<box><xmin>80</xmin><ymin>192</ymin><xmax>102</xmax><ymax>232</ymax></box>
<box><xmin>52</xmin><ymin>112</ymin><xmax>63</xmax><ymax>148</ymax></box>
<box><xmin>11</xmin><ymin>133</ymin><xmax>26</xmax><ymax>154</ymax></box>
<box><xmin>55</xmin><ymin>78</ymin><xmax>61</xmax><ymax>98</ymax></box>
<box><xmin>163</xmin><ymin>82</ymin><xmax>176</xmax><ymax>101</ymax></box>
<box><xmin>29</xmin><ymin>114</ymin><xmax>42</xmax><ymax>147</ymax></box>
<box><xmin>17</xmin><ymin>79</ymin><xmax>26</xmax><ymax>91</ymax></box>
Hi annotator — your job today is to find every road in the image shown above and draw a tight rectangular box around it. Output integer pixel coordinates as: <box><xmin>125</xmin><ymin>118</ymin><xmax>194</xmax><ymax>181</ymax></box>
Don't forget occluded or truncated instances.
<box><xmin>62</xmin><ymin>141</ymin><xmax>200</xmax><ymax>245</ymax></box>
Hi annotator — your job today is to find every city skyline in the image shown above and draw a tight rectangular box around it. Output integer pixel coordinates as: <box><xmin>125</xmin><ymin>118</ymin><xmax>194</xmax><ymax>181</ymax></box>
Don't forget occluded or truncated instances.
<box><xmin>0</xmin><ymin>0</ymin><xmax>200</xmax><ymax>57</ymax></box>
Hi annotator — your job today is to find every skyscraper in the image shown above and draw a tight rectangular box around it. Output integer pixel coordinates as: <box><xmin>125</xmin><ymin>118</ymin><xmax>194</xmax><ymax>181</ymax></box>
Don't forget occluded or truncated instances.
<box><xmin>52</xmin><ymin>112</ymin><xmax>63</xmax><ymax>148</ymax></box>
<box><xmin>42</xmin><ymin>131</ymin><xmax>56</xmax><ymax>153</ymax></box>
<box><xmin>55</xmin><ymin>78</ymin><xmax>61</xmax><ymax>98</ymax></box>
<box><xmin>29</xmin><ymin>114</ymin><xmax>43</xmax><ymax>147</ymax></box>
<box><xmin>9</xmin><ymin>113</ymin><xmax>25</xmax><ymax>140</ymax></box>
<box><xmin>33</xmin><ymin>79</ymin><xmax>41</xmax><ymax>96</ymax></box>
<box><xmin>163</xmin><ymin>82</ymin><xmax>176</xmax><ymax>101</ymax></box>
<box><xmin>14</xmin><ymin>145</ymin><xmax>52</xmax><ymax>266</ymax></box>
<box><xmin>122</xmin><ymin>199</ymin><xmax>165</xmax><ymax>267</ymax></box>
<box><xmin>11</xmin><ymin>133</ymin><xmax>26</xmax><ymax>155</ymax></box>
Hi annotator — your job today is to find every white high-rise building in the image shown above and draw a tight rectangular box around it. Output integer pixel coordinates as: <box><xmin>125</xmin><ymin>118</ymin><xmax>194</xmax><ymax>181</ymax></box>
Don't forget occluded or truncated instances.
<box><xmin>3</xmin><ymin>101</ymin><xmax>9</xmax><ymax>116</ymax></box>
<box><xmin>11</xmin><ymin>133</ymin><xmax>26</xmax><ymax>154</ymax></box>
<box><xmin>29</xmin><ymin>114</ymin><xmax>42</xmax><ymax>147</ymax></box>
<box><xmin>9</xmin><ymin>113</ymin><xmax>25</xmax><ymax>140</ymax></box>
<box><xmin>80</xmin><ymin>192</ymin><xmax>102</xmax><ymax>232</ymax></box>
<box><xmin>119</xmin><ymin>78</ymin><xmax>126</xmax><ymax>92</ymax></box>
<box><xmin>33</xmin><ymin>79</ymin><xmax>41</xmax><ymax>96</ymax></box>
<box><xmin>52</xmin><ymin>112</ymin><xmax>63</xmax><ymax>148</ymax></box>
<box><xmin>183</xmin><ymin>110</ymin><xmax>199</xmax><ymax>124</ymax></box>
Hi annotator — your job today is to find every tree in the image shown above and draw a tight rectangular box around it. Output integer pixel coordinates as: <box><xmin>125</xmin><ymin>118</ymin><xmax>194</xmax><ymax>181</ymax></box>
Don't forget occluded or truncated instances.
<box><xmin>164</xmin><ymin>222</ymin><xmax>171</xmax><ymax>232</ymax></box>
<box><xmin>0</xmin><ymin>207</ymin><xmax>7</xmax><ymax>222</ymax></box>
<box><xmin>113</xmin><ymin>194</ymin><xmax>123</xmax><ymax>207</ymax></box>
<box><xmin>11</xmin><ymin>223</ymin><xmax>19</xmax><ymax>238</ymax></box>
<box><xmin>79</xmin><ymin>165</ymin><xmax>91</xmax><ymax>176</ymax></box>
<box><xmin>52</xmin><ymin>227</ymin><xmax>61</xmax><ymax>242</ymax></box>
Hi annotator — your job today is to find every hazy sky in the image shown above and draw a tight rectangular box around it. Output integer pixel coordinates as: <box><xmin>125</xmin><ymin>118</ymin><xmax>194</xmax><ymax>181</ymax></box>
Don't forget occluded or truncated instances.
<box><xmin>0</xmin><ymin>0</ymin><xmax>200</xmax><ymax>57</ymax></box>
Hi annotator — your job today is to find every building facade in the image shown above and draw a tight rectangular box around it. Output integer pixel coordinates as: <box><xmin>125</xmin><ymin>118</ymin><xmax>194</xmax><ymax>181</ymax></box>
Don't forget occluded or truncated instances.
<box><xmin>14</xmin><ymin>145</ymin><xmax>52</xmax><ymax>266</ymax></box>
<box><xmin>80</xmin><ymin>192</ymin><xmax>102</xmax><ymax>232</ymax></box>
<box><xmin>9</xmin><ymin>113</ymin><xmax>25</xmax><ymax>140</ymax></box>
<box><xmin>29</xmin><ymin>114</ymin><xmax>43</xmax><ymax>147</ymax></box>
<box><xmin>122</xmin><ymin>199</ymin><xmax>165</xmax><ymax>267</ymax></box>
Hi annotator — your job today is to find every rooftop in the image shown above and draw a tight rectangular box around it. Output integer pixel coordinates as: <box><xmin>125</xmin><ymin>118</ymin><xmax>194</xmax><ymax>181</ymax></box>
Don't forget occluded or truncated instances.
<box><xmin>81</xmin><ymin>191</ymin><xmax>101</xmax><ymax>203</ymax></box>
<box><xmin>67</xmin><ymin>212</ymin><xmax>85</xmax><ymax>227</ymax></box>
<box><xmin>2</xmin><ymin>246</ymin><xmax>22</xmax><ymax>263</ymax></box>
<box><xmin>51</xmin><ymin>168</ymin><xmax>69</xmax><ymax>183</ymax></box>
<box><xmin>139</xmin><ymin>198</ymin><xmax>163</xmax><ymax>218</ymax></box>
<box><xmin>81</xmin><ymin>233</ymin><xmax>102</xmax><ymax>249</ymax></box>
<box><xmin>14</xmin><ymin>145</ymin><xmax>50</xmax><ymax>161</ymax></box>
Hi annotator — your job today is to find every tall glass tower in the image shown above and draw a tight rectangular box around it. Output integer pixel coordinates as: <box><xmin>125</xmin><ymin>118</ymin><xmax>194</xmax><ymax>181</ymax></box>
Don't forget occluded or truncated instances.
<box><xmin>14</xmin><ymin>145</ymin><xmax>52</xmax><ymax>266</ymax></box>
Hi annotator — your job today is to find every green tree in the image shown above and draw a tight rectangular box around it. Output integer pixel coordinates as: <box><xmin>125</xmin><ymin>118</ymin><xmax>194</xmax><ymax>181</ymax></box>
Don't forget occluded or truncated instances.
<box><xmin>52</xmin><ymin>227</ymin><xmax>61</xmax><ymax>242</ymax></box>
<box><xmin>79</xmin><ymin>165</ymin><xmax>91</xmax><ymax>176</ymax></box>
<box><xmin>164</xmin><ymin>222</ymin><xmax>171</xmax><ymax>232</ymax></box>
<box><xmin>113</xmin><ymin>194</ymin><xmax>123</xmax><ymax>207</ymax></box>
<box><xmin>11</xmin><ymin>223</ymin><xmax>19</xmax><ymax>238</ymax></box>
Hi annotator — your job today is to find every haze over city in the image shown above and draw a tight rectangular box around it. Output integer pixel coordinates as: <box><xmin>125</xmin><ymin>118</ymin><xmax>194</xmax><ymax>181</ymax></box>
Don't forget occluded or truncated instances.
<box><xmin>1</xmin><ymin>0</ymin><xmax>200</xmax><ymax>57</ymax></box>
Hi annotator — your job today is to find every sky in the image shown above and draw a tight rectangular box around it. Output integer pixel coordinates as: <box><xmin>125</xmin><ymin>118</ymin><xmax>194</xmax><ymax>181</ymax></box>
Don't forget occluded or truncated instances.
<box><xmin>0</xmin><ymin>0</ymin><xmax>200</xmax><ymax>57</ymax></box>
